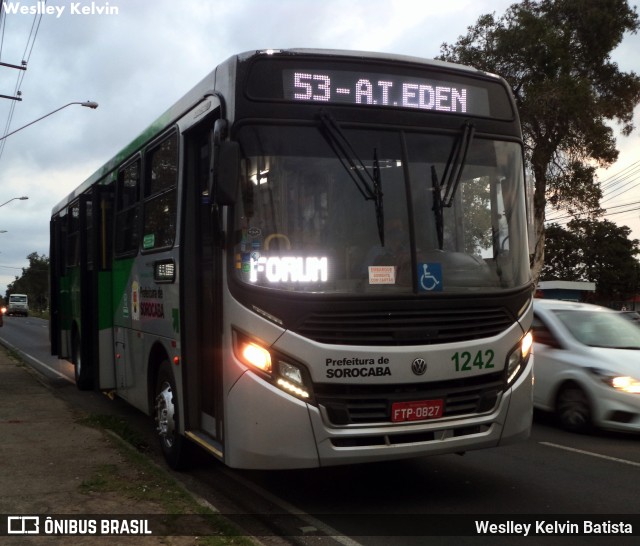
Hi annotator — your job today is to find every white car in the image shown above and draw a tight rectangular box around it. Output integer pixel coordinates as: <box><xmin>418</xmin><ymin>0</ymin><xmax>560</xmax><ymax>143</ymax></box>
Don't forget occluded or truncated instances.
<box><xmin>532</xmin><ymin>299</ymin><xmax>640</xmax><ymax>433</ymax></box>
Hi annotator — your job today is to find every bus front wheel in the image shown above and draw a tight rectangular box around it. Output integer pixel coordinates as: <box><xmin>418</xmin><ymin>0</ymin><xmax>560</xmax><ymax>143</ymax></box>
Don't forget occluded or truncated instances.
<box><xmin>154</xmin><ymin>361</ymin><xmax>189</xmax><ymax>470</ymax></box>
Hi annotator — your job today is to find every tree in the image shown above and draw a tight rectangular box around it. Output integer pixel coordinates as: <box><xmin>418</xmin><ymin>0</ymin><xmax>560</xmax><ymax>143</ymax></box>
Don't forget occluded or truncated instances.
<box><xmin>540</xmin><ymin>222</ymin><xmax>584</xmax><ymax>280</ymax></box>
<box><xmin>438</xmin><ymin>0</ymin><xmax>640</xmax><ymax>281</ymax></box>
<box><xmin>542</xmin><ymin>219</ymin><xmax>640</xmax><ymax>299</ymax></box>
<box><xmin>6</xmin><ymin>252</ymin><xmax>49</xmax><ymax>312</ymax></box>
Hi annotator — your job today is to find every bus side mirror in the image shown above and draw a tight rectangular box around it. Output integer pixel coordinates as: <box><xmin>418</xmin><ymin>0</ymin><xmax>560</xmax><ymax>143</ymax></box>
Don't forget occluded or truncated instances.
<box><xmin>210</xmin><ymin>119</ymin><xmax>238</xmax><ymax>206</ymax></box>
<box><xmin>215</xmin><ymin>141</ymin><xmax>239</xmax><ymax>206</ymax></box>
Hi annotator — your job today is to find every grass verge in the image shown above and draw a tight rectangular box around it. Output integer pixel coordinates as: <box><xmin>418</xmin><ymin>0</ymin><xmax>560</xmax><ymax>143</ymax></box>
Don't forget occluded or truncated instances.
<box><xmin>79</xmin><ymin>414</ymin><xmax>256</xmax><ymax>545</ymax></box>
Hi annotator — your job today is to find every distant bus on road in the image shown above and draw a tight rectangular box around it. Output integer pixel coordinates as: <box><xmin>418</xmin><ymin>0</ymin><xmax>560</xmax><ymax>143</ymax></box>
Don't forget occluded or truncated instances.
<box><xmin>50</xmin><ymin>49</ymin><xmax>534</xmax><ymax>470</ymax></box>
<box><xmin>8</xmin><ymin>294</ymin><xmax>29</xmax><ymax>317</ymax></box>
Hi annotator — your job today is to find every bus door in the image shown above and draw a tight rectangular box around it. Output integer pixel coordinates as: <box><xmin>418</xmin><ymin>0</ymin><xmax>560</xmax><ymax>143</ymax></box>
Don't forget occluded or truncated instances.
<box><xmin>112</xmin><ymin>157</ymin><xmax>142</xmax><ymax>401</ymax></box>
<box><xmin>182</xmin><ymin>111</ymin><xmax>224</xmax><ymax>444</ymax></box>
<box><xmin>49</xmin><ymin>212</ymin><xmax>68</xmax><ymax>359</ymax></box>
<box><xmin>51</xmin><ymin>195</ymin><xmax>94</xmax><ymax>389</ymax></box>
<box><xmin>93</xmin><ymin>184</ymin><xmax>115</xmax><ymax>390</ymax></box>
<box><xmin>74</xmin><ymin>192</ymin><xmax>96</xmax><ymax>389</ymax></box>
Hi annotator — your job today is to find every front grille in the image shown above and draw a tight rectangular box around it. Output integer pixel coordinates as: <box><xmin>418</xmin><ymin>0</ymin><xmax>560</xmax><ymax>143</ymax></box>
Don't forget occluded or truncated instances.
<box><xmin>316</xmin><ymin>372</ymin><xmax>504</xmax><ymax>425</ymax></box>
<box><xmin>296</xmin><ymin>307</ymin><xmax>512</xmax><ymax>346</ymax></box>
<box><xmin>330</xmin><ymin>425</ymin><xmax>491</xmax><ymax>447</ymax></box>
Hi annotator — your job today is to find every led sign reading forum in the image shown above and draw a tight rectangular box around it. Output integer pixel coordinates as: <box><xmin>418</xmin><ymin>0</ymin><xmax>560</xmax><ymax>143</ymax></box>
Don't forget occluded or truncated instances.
<box><xmin>249</xmin><ymin>256</ymin><xmax>329</xmax><ymax>284</ymax></box>
<box><xmin>284</xmin><ymin>69</ymin><xmax>478</xmax><ymax>113</ymax></box>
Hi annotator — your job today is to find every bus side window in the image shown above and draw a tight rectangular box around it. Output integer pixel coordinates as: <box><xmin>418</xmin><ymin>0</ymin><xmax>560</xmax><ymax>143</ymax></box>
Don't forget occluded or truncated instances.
<box><xmin>67</xmin><ymin>202</ymin><xmax>80</xmax><ymax>267</ymax></box>
<box><xmin>115</xmin><ymin>158</ymin><xmax>141</xmax><ymax>256</ymax></box>
<box><xmin>142</xmin><ymin>133</ymin><xmax>178</xmax><ymax>252</ymax></box>
<box><xmin>85</xmin><ymin>197</ymin><xmax>94</xmax><ymax>269</ymax></box>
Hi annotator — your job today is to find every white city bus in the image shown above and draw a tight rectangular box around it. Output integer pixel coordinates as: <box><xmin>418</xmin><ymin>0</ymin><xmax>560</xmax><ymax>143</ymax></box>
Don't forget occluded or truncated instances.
<box><xmin>50</xmin><ymin>49</ymin><xmax>534</xmax><ymax>470</ymax></box>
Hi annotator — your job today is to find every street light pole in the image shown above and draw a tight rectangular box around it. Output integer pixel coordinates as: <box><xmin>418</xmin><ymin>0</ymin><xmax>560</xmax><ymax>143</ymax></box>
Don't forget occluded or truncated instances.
<box><xmin>0</xmin><ymin>196</ymin><xmax>28</xmax><ymax>208</ymax></box>
<box><xmin>0</xmin><ymin>101</ymin><xmax>99</xmax><ymax>142</ymax></box>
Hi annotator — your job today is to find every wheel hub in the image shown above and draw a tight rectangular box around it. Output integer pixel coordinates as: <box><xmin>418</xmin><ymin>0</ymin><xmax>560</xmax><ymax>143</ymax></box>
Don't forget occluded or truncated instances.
<box><xmin>155</xmin><ymin>382</ymin><xmax>176</xmax><ymax>447</ymax></box>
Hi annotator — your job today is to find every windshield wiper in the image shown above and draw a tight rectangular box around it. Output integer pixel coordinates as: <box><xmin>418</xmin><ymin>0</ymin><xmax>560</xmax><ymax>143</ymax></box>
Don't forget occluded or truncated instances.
<box><xmin>372</xmin><ymin>148</ymin><xmax>384</xmax><ymax>246</ymax></box>
<box><xmin>431</xmin><ymin>166</ymin><xmax>444</xmax><ymax>250</ymax></box>
<box><xmin>318</xmin><ymin>109</ymin><xmax>385</xmax><ymax>246</ymax></box>
<box><xmin>432</xmin><ymin>121</ymin><xmax>475</xmax><ymax>250</ymax></box>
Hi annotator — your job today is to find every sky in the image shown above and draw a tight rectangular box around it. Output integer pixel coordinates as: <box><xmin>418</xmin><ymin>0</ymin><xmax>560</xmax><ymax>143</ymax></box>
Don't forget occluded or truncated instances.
<box><xmin>0</xmin><ymin>0</ymin><xmax>639</xmax><ymax>297</ymax></box>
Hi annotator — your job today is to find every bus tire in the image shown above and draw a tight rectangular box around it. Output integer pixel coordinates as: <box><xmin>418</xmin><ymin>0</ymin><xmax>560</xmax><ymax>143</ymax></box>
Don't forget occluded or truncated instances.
<box><xmin>73</xmin><ymin>332</ymin><xmax>93</xmax><ymax>391</ymax></box>
<box><xmin>155</xmin><ymin>361</ymin><xmax>190</xmax><ymax>470</ymax></box>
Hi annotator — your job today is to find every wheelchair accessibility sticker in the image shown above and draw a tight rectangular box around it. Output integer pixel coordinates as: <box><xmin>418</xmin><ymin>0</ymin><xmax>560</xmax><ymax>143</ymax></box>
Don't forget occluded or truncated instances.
<box><xmin>418</xmin><ymin>263</ymin><xmax>442</xmax><ymax>292</ymax></box>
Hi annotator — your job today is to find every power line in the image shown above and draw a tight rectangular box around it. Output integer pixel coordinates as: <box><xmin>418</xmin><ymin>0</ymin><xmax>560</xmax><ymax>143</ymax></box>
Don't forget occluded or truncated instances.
<box><xmin>1</xmin><ymin>3</ymin><xmax>6</xmax><ymax>59</ymax></box>
<box><xmin>545</xmin><ymin>160</ymin><xmax>640</xmax><ymax>224</ymax></box>
<box><xmin>0</xmin><ymin>0</ymin><xmax>46</xmax><ymax>161</ymax></box>
<box><xmin>599</xmin><ymin>160</ymin><xmax>640</xmax><ymax>193</ymax></box>
<box><xmin>548</xmin><ymin>200</ymin><xmax>640</xmax><ymax>222</ymax></box>
<box><xmin>600</xmin><ymin>166</ymin><xmax>640</xmax><ymax>204</ymax></box>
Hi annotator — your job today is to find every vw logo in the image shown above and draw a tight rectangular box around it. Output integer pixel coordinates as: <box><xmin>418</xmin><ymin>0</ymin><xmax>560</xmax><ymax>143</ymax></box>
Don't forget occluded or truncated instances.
<box><xmin>411</xmin><ymin>358</ymin><xmax>427</xmax><ymax>376</ymax></box>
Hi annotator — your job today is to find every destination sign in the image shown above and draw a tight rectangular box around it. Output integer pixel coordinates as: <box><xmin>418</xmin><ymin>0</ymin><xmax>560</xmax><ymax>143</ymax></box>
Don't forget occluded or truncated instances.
<box><xmin>282</xmin><ymin>68</ymin><xmax>491</xmax><ymax>116</ymax></box>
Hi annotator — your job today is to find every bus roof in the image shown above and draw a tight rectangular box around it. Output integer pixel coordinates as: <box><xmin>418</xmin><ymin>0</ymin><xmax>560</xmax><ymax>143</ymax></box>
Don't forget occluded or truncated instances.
<box><xmin>248</xmin><ymin>48</ymin><xmax>493</xmax><ymax>76</ymax></box>
<box><xmin>51</xmin><ymin>48</ymin><xmax>502</xmax><ymax>216</ymax></box>
<box><xmin>50</xmin><ymin>62</ymin><xmax>223</xmax><ymax>216</ymax></box>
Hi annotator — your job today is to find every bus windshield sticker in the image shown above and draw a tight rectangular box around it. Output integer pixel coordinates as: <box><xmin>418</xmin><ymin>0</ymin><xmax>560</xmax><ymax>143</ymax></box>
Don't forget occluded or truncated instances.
<box><xmin>418</xmin><ymin>263</ymin><xmax>442</xmax><ymax>292</ymax></box>
<box><xmin>368</xmin><ymin>265</ymin><xmax>396</xmax><ymax>285</ymax></box>
<box><xmin>143</xmin><ymin>234</ymin><xmax>155</xmax><ymax>250</ymax></box>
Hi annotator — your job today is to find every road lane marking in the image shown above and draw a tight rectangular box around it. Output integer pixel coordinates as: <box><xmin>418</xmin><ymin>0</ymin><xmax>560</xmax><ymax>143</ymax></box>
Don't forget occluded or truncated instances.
<box><xmin>540</xmin><ymin>441</ymin><xmax>640</xmax><ymax>467</ymax></box>
<box><xmin>0</xmin><ymin>336</ymin><xmax>74</xmax><ymax>384</ymax></box>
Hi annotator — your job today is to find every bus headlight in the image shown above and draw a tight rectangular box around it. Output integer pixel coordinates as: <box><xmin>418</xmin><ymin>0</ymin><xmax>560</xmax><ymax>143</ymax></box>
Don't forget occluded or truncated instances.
<box><xmin>234</xmin><ymin>331</ymin><xmax>313</xmax><ymax>401</ymax></box>
<box><xmin>505</xmin><ymin>331</ymin><xmax>533</xmax><ymax>386</ymax></box>
<box><xmin>279</xmin><ymin>360</ymin><xmax>304</xmax><ymax>385</ymax></box>
<box><xmin>277</xmin><ymin>361</ymin><xmax>311</xmax><ymax>399</ymax></box>
<box><xmin>240</xmin><ymin>341</ymin><xmax>272</xmax><ymax>373</ymax></box>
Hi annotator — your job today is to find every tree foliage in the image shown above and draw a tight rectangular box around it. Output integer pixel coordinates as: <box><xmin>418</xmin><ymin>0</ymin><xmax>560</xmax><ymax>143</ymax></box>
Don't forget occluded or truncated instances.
<box><xmin>5</xmin><ymin>252</ymin><xmax>49</xmax><ymax>312</ymax></box>
<box><xmin>438</xmin><ymin>0</ymin><xmax>640</xmax><ymax>280</ymax></box>
<box><xmin>540</xmin><ymin>222</ymin><xmax>584</xmax><ymax>279</ymax></box>
<box><xmin>542</xmin><ymin>219</ymin><xmax>640</xmax><ymax>299</ymax></box>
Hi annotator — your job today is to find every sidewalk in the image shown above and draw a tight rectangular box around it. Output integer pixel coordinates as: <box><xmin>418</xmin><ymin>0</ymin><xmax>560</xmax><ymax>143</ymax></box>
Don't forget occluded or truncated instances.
<box><xmin>0</xmin><ymin>345</ymin><xmax>245</xmax><ymax>545</ymax></box>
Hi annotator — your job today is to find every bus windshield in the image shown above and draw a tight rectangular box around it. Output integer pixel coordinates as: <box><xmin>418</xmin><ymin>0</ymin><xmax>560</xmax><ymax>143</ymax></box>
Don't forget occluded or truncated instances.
<box><xmin>233</xmin><ymin>123</ymin><xmax>530</xmax><ymax>295</ymax></box>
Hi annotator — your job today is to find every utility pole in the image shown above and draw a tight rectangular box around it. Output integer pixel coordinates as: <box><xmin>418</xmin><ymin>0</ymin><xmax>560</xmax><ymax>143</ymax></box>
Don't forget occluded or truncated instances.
<box><xmin>0</xmin><ymin>62</ymin><xmax>27</xmax><ymax>101</ymax></box>
<box><xmin>0</xmin><ymin>2</ymin><xmax>28</xmax><ymax>101</ymax></box>
<box><xmin>0</xmin><ymin>60</ymin><xmax>26</xmax><ymax>102</ymax></box>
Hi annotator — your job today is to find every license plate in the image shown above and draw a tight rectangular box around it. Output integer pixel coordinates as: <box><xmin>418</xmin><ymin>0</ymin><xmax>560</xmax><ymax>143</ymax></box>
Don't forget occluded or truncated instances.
<box><xmin>391</xmin><ymin>399</ymin><xmax>443</xmax><ymax>422</ymax></box>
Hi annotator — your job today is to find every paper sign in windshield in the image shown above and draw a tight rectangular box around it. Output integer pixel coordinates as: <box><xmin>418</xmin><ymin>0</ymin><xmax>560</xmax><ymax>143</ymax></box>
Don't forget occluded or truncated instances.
<box><xmin>368</xmin><ymin>265</ymin><xmax>396</xmax><ymax>284</ymax></box>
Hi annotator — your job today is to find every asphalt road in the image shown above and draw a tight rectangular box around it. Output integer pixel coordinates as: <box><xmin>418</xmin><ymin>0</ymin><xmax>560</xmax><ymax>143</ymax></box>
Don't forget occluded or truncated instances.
<box><xmin>2</xmin><ymin>315</ymin><xmax>639</xmax><ymax>544</ymax></box>
<box><xmin>0</xmin><ymin>315</ymin><xmax>74</xmax><ymax>382</ymax></box>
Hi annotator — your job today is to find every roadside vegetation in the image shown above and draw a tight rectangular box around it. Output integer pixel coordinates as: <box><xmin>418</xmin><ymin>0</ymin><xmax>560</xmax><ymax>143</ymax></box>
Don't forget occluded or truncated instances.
<box><xmin>79</xmin><ymin>413</ymin><xmax>255</xmax><ymax>545</ymax></box>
